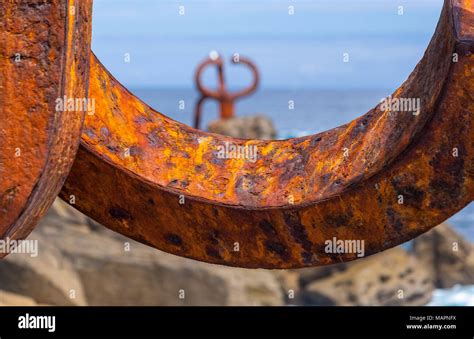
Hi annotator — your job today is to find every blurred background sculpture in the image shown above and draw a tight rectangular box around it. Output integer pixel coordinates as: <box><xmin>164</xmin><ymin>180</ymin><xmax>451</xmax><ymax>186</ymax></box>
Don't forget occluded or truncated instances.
<box><xmin>194</xmin><ymin>52</ymin><xmax>260</xmax><ymax>129</ymax></box>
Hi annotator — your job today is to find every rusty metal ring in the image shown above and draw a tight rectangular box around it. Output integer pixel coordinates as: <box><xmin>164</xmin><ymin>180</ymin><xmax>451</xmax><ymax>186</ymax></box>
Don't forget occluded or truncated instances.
<box><xmin>0</xmin><ymin>0</ymin><xmax>93</xmax><ymax>255</ymax></box>
<box><xmin>1</xmin><ymin>0</ymin><xmax>473</xmax><ymax>269</ymax></box>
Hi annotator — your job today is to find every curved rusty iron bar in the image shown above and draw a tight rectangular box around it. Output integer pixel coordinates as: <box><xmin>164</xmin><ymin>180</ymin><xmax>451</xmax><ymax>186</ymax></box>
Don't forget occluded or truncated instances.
<box><xmin>228</xmin><ymin>57</ymin><xmax>260</xmax><ymax>101</ymax></box>
<box><xmin>59</xmin><ymin>0</ymin><xmax>473</xmax><ymax>268</ymax></box>
<box><xmin>0</xmin><ymin>0</ymin><xmax>93</xmax><ymax>255</ymax></box>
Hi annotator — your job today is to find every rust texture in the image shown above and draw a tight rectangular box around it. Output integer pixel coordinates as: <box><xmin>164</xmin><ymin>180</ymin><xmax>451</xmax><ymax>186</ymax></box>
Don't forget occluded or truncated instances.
<box><xmin>59</xmin><ymin>0</ymin><xmax>473</xmax><ymax>268</ymax></box>
<box><xmin>0</xmin><ymin>0</ymin><xmax>93</xmax><ymax>246</ymax></box>
<box><xmin>194</xmin><ymin>54</ymin><xmax>259</xmax><ymax>129</ymax></box>
<box><xmin>69</xmin><ymin>0</ymin><xmax>458</xmax><ymax>210</ymax></box>
<box><xmin>454</xmin><ymin>0</ymin><xmax>474</xmax><ymax>40</ymax></box>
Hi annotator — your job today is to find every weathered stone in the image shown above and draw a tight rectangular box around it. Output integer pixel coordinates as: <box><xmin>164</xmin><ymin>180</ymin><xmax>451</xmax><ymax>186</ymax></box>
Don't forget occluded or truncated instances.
<box><xmin>18</xmin><ymin>201</ymin><xmax>284</xmax><ymax>306</ymax></box>
<box><xmin>412</xmin><ymin>223</ymin><xmax>474</xmax><ymax>288</ymax></box>
<box><xmin>0</xmin><ymin>232</ymin><xmax>87</xmax><ymax>306</ymax></box>
<box><xmin>6</xmin><ymin>199</ymin><xmax>469</xmax><ymax>307</ymax></box>
<box><xmin>298</xmin><ymin>264</ymin><xmax>349</xmax><ymax>289</ymax></box>
<box><xmin>300</xmin><ymin>248</ymin><xmax>433</xmax><ymax>306</ymax></box>
<box><xmin>271</xmin><ymin>270</ymin><xmax>301</xmax><ymax>304</ymax></box>
<box><xmin>207</xmin><ymin>115</ymin><xmax>276</xmax><ymax>139</ymax></box>
<box><xmin>47</xmin><ymin>199</ymin><xmax>88</xmax><ymax>228</ymax></box>
<box><xmin>0</xmin><ymin>290</ymin><xmax>37</xmax><ymax>306</ymax></box>
<box><xmin>212</xmin><ymin>267</ymin><xmax>283</xmax><ymax>306</ymax></box>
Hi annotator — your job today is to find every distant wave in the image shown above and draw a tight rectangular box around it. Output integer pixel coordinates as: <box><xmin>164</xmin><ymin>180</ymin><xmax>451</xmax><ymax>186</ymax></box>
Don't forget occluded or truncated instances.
<box><xmin>428</xmin><ymin>285</ymin><xmax>474</xmax><ymax>306</ymax></box>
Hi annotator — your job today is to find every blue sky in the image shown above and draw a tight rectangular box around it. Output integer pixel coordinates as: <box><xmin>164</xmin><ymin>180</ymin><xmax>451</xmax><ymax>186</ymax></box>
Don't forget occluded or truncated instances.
<box><xmin>92</xmin><ymin>0</ymin><xmax>444</xmax><ymax>90</ymax></box>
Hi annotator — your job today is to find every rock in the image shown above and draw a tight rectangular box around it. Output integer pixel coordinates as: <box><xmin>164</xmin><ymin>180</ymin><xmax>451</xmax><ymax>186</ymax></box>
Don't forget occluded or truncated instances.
<box><xmin>25</xmin><ymin>205</ymin><xmax>284</xmax><ymax>306</ymax></box>
<box><xmin>207</xmin><ymin>115</ymin><xmax>276</xmax><ymax>139</ymax></box>
<box><xmin>271</xmin><ymin>270</ymin><xmax>301</xmax><ymax>304</ymax></box>
<box><xmin>298</xmin><ymin>263</ymin><xmax>349</xmax><ymax>289</ymax></box>
<box><xmin>300</xmin><ymin>248</ymin><xmax>433</xmax><ymax>306</ymax></box>
<box><xmin>212</xmin><ymin>267</ymin><xmax>283</xmax><ymax>306</ymax></box>
<box><xmin>412</xmin><ymin>223</ymin><xmax>474</xmax><ymax>288</ymax></box>
<box><xmin>0</xmin><ymin>232</ymin><xmax>87</xmax><ymax>306</ymax></box>
<box><xmin>0</xmin><ymin>290</ymin><xmax>37</xmax><ymax>306</ymax></box>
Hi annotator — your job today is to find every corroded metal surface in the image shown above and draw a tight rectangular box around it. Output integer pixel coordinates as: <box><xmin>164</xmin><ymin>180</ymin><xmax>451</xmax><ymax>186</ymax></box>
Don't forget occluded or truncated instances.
<box><xmin>454</xmin><ymin>0</ymin><xmax>474</xmax><ymax>40</ymax></box>
<box><xmin>194</xmin><ymin>54</ymin><xmax>259</xmax><ymax>129</ymax></box>
<box><xmin>0</xmin><ymin>0</ymin><xmax>93</xmax><ymax>248</ymax></box>
<box><xmin>59</xmin><ymin>0</ymin><xmax>473</xmax><ymax>268</ymax></box>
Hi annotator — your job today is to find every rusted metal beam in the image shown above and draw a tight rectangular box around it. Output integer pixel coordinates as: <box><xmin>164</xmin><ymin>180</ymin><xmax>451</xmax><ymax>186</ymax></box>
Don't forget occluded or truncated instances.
<box><xmin>59</xmin><ymin>0</ymin><xmax>473</xmax><ymax>268</ymax></box>
<box><xmin>0</xmin><ymin>0</ymin><xmax>471</xmax><ymax>268</ymax></box>
<box><xmin>0</xmin><ymin>0</ymin><xmax>93</xmax><ymax>252</ymax></box>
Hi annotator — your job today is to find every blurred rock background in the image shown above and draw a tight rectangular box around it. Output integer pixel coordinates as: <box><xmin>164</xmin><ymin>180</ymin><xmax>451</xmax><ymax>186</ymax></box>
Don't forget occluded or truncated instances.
<box><xmin>208</xmin><ymin>115</ymin><xmax>276</xmax><ymax>140</ymax></box>
<box><xmin>0</xmin><ymin>199</ymin><xmax>473</xmax><ymax>306</ymax></box>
